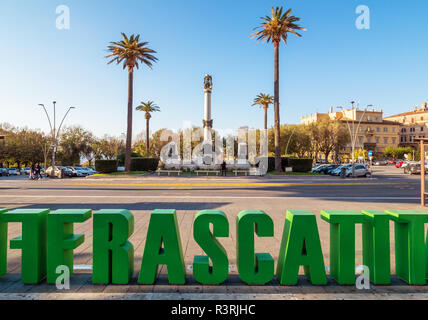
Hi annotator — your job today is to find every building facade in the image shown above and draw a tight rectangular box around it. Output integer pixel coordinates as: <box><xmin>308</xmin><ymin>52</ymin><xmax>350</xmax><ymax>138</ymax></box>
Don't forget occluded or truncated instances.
<box><xmin>384</xmin><ymin>103</ymin><xmax>428</xmax><ymax>148</ymax></box>
<box><xmin>301</xmin><ymin>107</ymin><xmax>400</xmax><ymax>155</ymax></box>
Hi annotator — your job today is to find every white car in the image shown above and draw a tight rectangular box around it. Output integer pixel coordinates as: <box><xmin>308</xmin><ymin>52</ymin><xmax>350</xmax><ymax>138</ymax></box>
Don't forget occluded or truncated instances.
<box><xmin>345</xmin><ymin>164</ymin><xmax>371</xmax><ymax>177</ymax></box>
<box><xmin>7</xmin><ymin>168</ymin><xmax>19</xmax><ymax>175</ymax></box>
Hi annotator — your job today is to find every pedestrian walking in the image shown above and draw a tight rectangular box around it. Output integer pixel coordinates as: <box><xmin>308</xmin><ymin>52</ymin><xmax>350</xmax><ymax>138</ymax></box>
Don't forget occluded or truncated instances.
<box><xmin>35</xmin><ymin>162</ymin><xmax>42</xmax><ymax>180</ymax></box>
<box><xmin>29</xmin><ymin>163</ymin><xmax>35</xmax><ymax>180</ymax></box>
<box><xmin>221</xmin><ymin>161</ymin><xmax>227</xmax><ymax>176</ymax></box>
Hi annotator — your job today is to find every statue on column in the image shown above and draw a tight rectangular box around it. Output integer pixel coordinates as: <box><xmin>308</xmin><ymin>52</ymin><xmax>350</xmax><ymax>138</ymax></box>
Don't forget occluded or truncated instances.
<box><xmin>203</xmin><ymin>74</ymin><xmax>213</xmax><ymax>91</ymax></box>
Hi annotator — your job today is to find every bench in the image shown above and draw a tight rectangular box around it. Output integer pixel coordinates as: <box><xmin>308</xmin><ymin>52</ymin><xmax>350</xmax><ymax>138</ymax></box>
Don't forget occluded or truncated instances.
<box><xmin>195</xmin><ymin>170</ymin><xmax>220</xmax><ymax>176</ymax></box>
<box><xmin>156</xmin><ymin>169</ymin><xmax>182</xmax><ymax>176</ymax></box>
<box><xmin>233</xmin><ymin>170</ymin><xmax>249</xmax><ymax>176</ymax></box>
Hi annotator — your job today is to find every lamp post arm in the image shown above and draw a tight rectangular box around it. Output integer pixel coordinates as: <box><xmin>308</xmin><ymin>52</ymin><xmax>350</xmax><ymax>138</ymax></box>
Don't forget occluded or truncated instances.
<box><xmin>40</xmin><ymin>105</ymin><xmax>54</xmax><ymax>137</ymax></box>
<box><xmin>56</xmin><ymin>107</ymin><xmax>73</xmax><ymax>140</ymax></box>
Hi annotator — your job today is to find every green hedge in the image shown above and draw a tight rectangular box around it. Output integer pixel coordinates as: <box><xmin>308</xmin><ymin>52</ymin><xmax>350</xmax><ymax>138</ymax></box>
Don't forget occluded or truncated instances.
<box><xmin>130</xmin><ymin>158</ymin><xmax>159</xmax><ymax>171</ymax></box>
<box><xmin>266</xmin><ymin>157</ymin><xmax>289</xmax><ymax>171</ymax></box>
<box><xmin>287</xmin><ymin>158</ymin><xmax>313</xmax><ymax>172</ymax></box>
<box><xmin>95</xmin><ymin>160</ymin><xmax>117</xmax><ymax>173</ymax></box>
<box><xmin>265</xmin><ymin>157</ymin><xmax>313</xmax><ymax>172</ymax></box>
<box><xmin>116</xmin><ymin>152</ymin><xmax>141</xmax><ymax>166</ymax></box>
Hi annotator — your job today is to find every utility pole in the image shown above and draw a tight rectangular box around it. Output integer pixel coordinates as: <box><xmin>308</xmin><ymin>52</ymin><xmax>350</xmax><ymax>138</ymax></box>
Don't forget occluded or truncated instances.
<box><xmin>37</xmin><ymin>102</ymin><xmax>75</xmax><ymax>174</ymax></box>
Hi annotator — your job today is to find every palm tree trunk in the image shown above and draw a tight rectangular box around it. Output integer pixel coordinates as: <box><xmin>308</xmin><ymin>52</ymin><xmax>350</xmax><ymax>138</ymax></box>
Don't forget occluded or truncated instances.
<box><xmin>125</xmin><ymin>67</ymin><xmax>134</xmax><ymax>172</ymax></box>
<box><xmin>146</xmin><ymin>117</ymin><xmax>150</xmax><ymax>153</ymax></box>
<box><xmin>263</xmin><ymin>105</ymin><xmax>268</xmax><ymax>130</ymax></box>
<box><xmin>274</xmin><ymin>42</ymin><xmax>281</xmax><ymax>172</ymax></box>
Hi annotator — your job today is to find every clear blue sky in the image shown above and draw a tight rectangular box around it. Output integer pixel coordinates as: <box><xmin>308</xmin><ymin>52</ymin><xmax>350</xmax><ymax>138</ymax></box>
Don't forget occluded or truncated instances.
<box><xmin>1</xmin><ymin>0</ymin><xmax>428</xmax><ymax>137</ymax></box>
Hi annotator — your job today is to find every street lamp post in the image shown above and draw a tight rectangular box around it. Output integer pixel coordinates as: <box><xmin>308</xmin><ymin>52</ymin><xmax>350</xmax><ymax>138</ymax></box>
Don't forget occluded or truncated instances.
<box><xmin>339</xmin><ymin>102</ymin><xmax>371</xmax><ymax>178</ymax></box>
<box><xmin>37</xmin><ymin>102</ymin><xmax>75</xmax><ymax>173</ymax></box>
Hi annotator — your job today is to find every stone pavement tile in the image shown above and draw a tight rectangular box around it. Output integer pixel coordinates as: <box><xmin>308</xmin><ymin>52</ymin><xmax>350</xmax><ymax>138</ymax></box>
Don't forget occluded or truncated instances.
<box><xmin>26</xmin><ymin>283</ymin><xmax>58</xmax><ymax>293</ymax></box>
<box><xmin>76</xmin><ymin>282</ymin><xmax>107</xmax><ymax>293</ymax></box>
<box><xmin>103</xmin><ymin>284</ymin><xmax>130</xmax><ymax>293</ymax></box>
<box><xmin>203</xmin><ymin>285</ymin><xmax>228</xmax><ymax>294</ymax></box>
<box><xmin>126</xmin><ymin>284</ymin><xmax>154</xmax><ymax>293</ymax></box>
<box><xmin>1</xmin><ymin>281</ymin><xmax>34</xmax><ymax>294</ymax></box>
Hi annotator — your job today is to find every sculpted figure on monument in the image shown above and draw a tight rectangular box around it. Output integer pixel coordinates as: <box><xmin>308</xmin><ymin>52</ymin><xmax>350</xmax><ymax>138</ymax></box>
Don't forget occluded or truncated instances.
<box><xmin>203</xmin><ymin>74</ymin><xmax>212</xmax><ymax>90</ymax></box>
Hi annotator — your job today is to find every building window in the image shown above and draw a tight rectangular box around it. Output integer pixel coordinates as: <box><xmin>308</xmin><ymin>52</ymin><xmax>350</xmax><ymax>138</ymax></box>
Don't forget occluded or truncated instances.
<box><xmin>419</xmin><ymin>135</ymin><xmax>425</xmax><ymax>139</ymax></box>
<box><xmin>392</xmin><ymin>128</ymin><xmax>395</xmax><ymax>132</ymax></box>
<box><xmin>375</xmin><ymin>117</ymin><xmax>380</xmax><ymax>122</ymax></box>
<box><xmin>358</xmin><ymin>137</ymin><xmax>363</xmax><ymax>143</ymax></box>
<box><xmin>392</xmin><ymin>138</ymin><xmax>396</xmax><ymax>144</ymax></box>
<box><xmin>421</xmin><ymin>126</ymin><xmax>424</xmax><ymax>132</ymax></box>
<box><xmin>367</xmin><ymin>137</ymin><xmax>372</xmax><ymax>143</ymax></box>
<box><xmin>376</xmin><ymin>137</ymin><xmax>380</xmax><ymax>143</ymax></box>
<box><xmin>383</xmin><ymin>127</ymin><xmax>388</xmax><ymax>132</ymax></box>
<box><xmin>376</xmin><ymin>127</ymin><xmax>380</xmax><ymax>132</ymax></box>
<box><xmin>384</xmin><ymin>138</ymin><xmax>388</xmax><ymax>144</ymax></box>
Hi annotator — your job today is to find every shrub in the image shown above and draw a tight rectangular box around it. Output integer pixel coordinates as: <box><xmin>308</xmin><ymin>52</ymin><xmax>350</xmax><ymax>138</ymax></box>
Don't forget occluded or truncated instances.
<box><xmin>287</xmin><ymin>158</ymin><xmax>313</xmax><ymax>172</ymax></box>
<box><xmin>265</xmin><ymin>157</ymin><xmax>288</xmax><ymax>171</ymax></box>
<box><xmin>95</xmin><ymin>160</ymin><xmax>117</xmax><ymax>173</ymax></box>
<box><xmin>130</xmin><ymin>158</ymin><xmax>159</xmax><ymax>171</ymax></box>
<box><xmin>116</xmin><ymin>152</ymin><xmax>141</xmax><ymax>166</ymax></box>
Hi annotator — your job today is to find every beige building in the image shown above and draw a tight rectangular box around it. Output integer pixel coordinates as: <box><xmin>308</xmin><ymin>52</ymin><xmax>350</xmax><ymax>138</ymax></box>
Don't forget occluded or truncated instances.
<box><xmin>301</xmin><ymin>107</ymin><xmax>400</xmax><ymax>155</ymax></box>
<box><xmin>384</xmin><ymin>102</ymin><xmax>428</xmax><ymax>148</ymax></box>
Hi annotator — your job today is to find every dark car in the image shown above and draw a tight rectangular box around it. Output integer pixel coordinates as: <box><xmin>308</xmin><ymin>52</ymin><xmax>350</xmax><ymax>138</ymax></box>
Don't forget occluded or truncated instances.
<box><xmin>0</xmin><ymin>168</ymin><xmax>9</xmax><ymax>176</ymax></box>
<box><xmin>313</xmin><ymin>164</ymin><xmax>340</xmax><ymax>174</ymax></box>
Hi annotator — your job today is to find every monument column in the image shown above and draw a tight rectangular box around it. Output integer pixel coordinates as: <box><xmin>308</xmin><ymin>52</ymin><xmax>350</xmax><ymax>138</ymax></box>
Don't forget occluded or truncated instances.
<box><xmin>203</xmin><ymin>74</ymin><xmax>213</xmax><ymax>142</ymax></box>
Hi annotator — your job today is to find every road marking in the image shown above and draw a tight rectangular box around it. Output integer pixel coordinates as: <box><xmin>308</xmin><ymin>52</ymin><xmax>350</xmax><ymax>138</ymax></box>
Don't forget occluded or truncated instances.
<box><xmin>68</xmin><ymin>182</ymin><xmax>411</xmax><ymax>187</ymax></box>
<box><xmin>0</xmin><ymin>195</ymin><xmax>420</xmax><ymax>200</ymax></box>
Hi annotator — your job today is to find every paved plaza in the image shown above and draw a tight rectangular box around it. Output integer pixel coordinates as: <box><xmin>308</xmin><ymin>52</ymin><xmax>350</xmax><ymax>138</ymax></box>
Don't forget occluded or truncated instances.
<box><xmin>0</xmin><ymin>166</ymin><xmax>427</xmax><ymax>299</ymax></box>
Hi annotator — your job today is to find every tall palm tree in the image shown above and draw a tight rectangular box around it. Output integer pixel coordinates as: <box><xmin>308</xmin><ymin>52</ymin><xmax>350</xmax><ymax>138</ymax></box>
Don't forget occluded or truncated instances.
<box><xmin>252</xmin><ymin>93</ymin><xmax>273</xmax><ymax>130</ymax></box>
<box><xmin>106</xmin><ymin>33</ymin><xmax>158</xmax><ymax>172</ymax></box>
<box><xmin>251</xmin><ymin>7</ymin><xmax>305</xmax><ymax>172</ymax></box>
<box><xmin>136</xmin><ymin>100</ymin><xmax>160</xmax><ymax>152</ymax></box>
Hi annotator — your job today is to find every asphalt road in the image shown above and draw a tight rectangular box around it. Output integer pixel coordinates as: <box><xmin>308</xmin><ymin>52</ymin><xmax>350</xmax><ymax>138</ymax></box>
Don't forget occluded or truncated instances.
<box><xmin>0</xmin><ymin>165</ymin><xmax>422</xmax><ymax>209</ymax></box>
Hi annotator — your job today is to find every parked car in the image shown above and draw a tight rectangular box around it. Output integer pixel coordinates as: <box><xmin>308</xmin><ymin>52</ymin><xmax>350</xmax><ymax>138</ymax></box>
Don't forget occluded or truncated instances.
<box><xmin>81</xmin><ymin>167</ymin><xmax>97</xmax><ymax>175</ymax></box>
<box><xmin>67</xmin><ymin>167</ymin><xmax>88</xmax><ymax>177</ymax></box>
<box><xmin>20</xmin><ymin>167</ymin><xmax>31</xmax><ymax>175</ymax></box>
<box><xmin>395</xmin><ymin>161</ymin><xmax>404</xmax><ymax>168</ymax></box>
<box><xmin>7</xmin><ymin>168</ymin><xmax>19</xmax><ymax>175</ymax></box>
<box><xmin>311</xmin><ymin>164</ymin><xmax>328</xmax><ymax>173</ymax></box>
<box><xmin>403</xmin><ymin>162</ymin><xmax>428</xmax><ymax>175</ymax></box>
<box><xmin>345</xmin><ymin>164</ymin><xmax>371</xmax><ymax>177</ymax></box>
<box><xmin>0</xmin><ymin>168</ymin><xmax>9</xmax><ymax>176</ymax></box>
<box><xmin>313</xmin><ymin>164</ymin><xmax>340</xmax><ymax>174</ymax></box>
<box><xmin>374</xmin><ymin>160</ymin><xmax>388</xmax><ymax>166</ymax></box>
<box><xmin>330</xmin><ymin>164</ymin><xmax>353</xmax><ymax>176</ymax></box>
<box><xmin>62</xmin><ymin>167</ymin><xmax>74</xmax><ymax>177</ymax></box>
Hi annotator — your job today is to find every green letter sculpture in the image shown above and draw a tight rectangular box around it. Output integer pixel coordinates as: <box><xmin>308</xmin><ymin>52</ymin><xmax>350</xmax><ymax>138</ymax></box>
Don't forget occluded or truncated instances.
<box><xmin>1</xmin><ymin>209</ymin><xmax>49</xmax><ymax>283</ymax></box>
<box><xmin>193</xmin><ymin>210</ymin><xmax>229</xmax><ymax>284</ymax></box>
<box><xmin>138</xmin><ymin>209</ymin><xmax>185</xmax><ymax>284</ymax></box>
<box><xmin>0</xmin><ymin>209</ymin><xmax>7</xmax><ymax>277</ymax></box>
<box><xmin>386</xmin><ymin>210</ymin><xmax>428</xmax><ymax>285</ymax></box>
<box><xmin>277</xmin><ymin>210</ymin><xmax>326</xmax><ymax>285</ymax></box>
<box><xmin>47</xmin><ymin>209</ymin><xmax>92</xmax><ymax>283</ymax></box>
<box><xmin>93</xmin><ymin>209</ymin><xmax>134</xmax><ymax>284</ymax></box>
<box><xmin>236</xmin><ymin>210</ymin><xmax>274</xmax><ymax>284</ymax></box>
<box><xmin>361</xmin><ymin>210</ymin><xmax>392</xmax><ymax>284</ymax></box>
<box><xmin>321</xmin><ymin>210</ymin><xmax>367</xmax><ymax>285</ymax></box>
